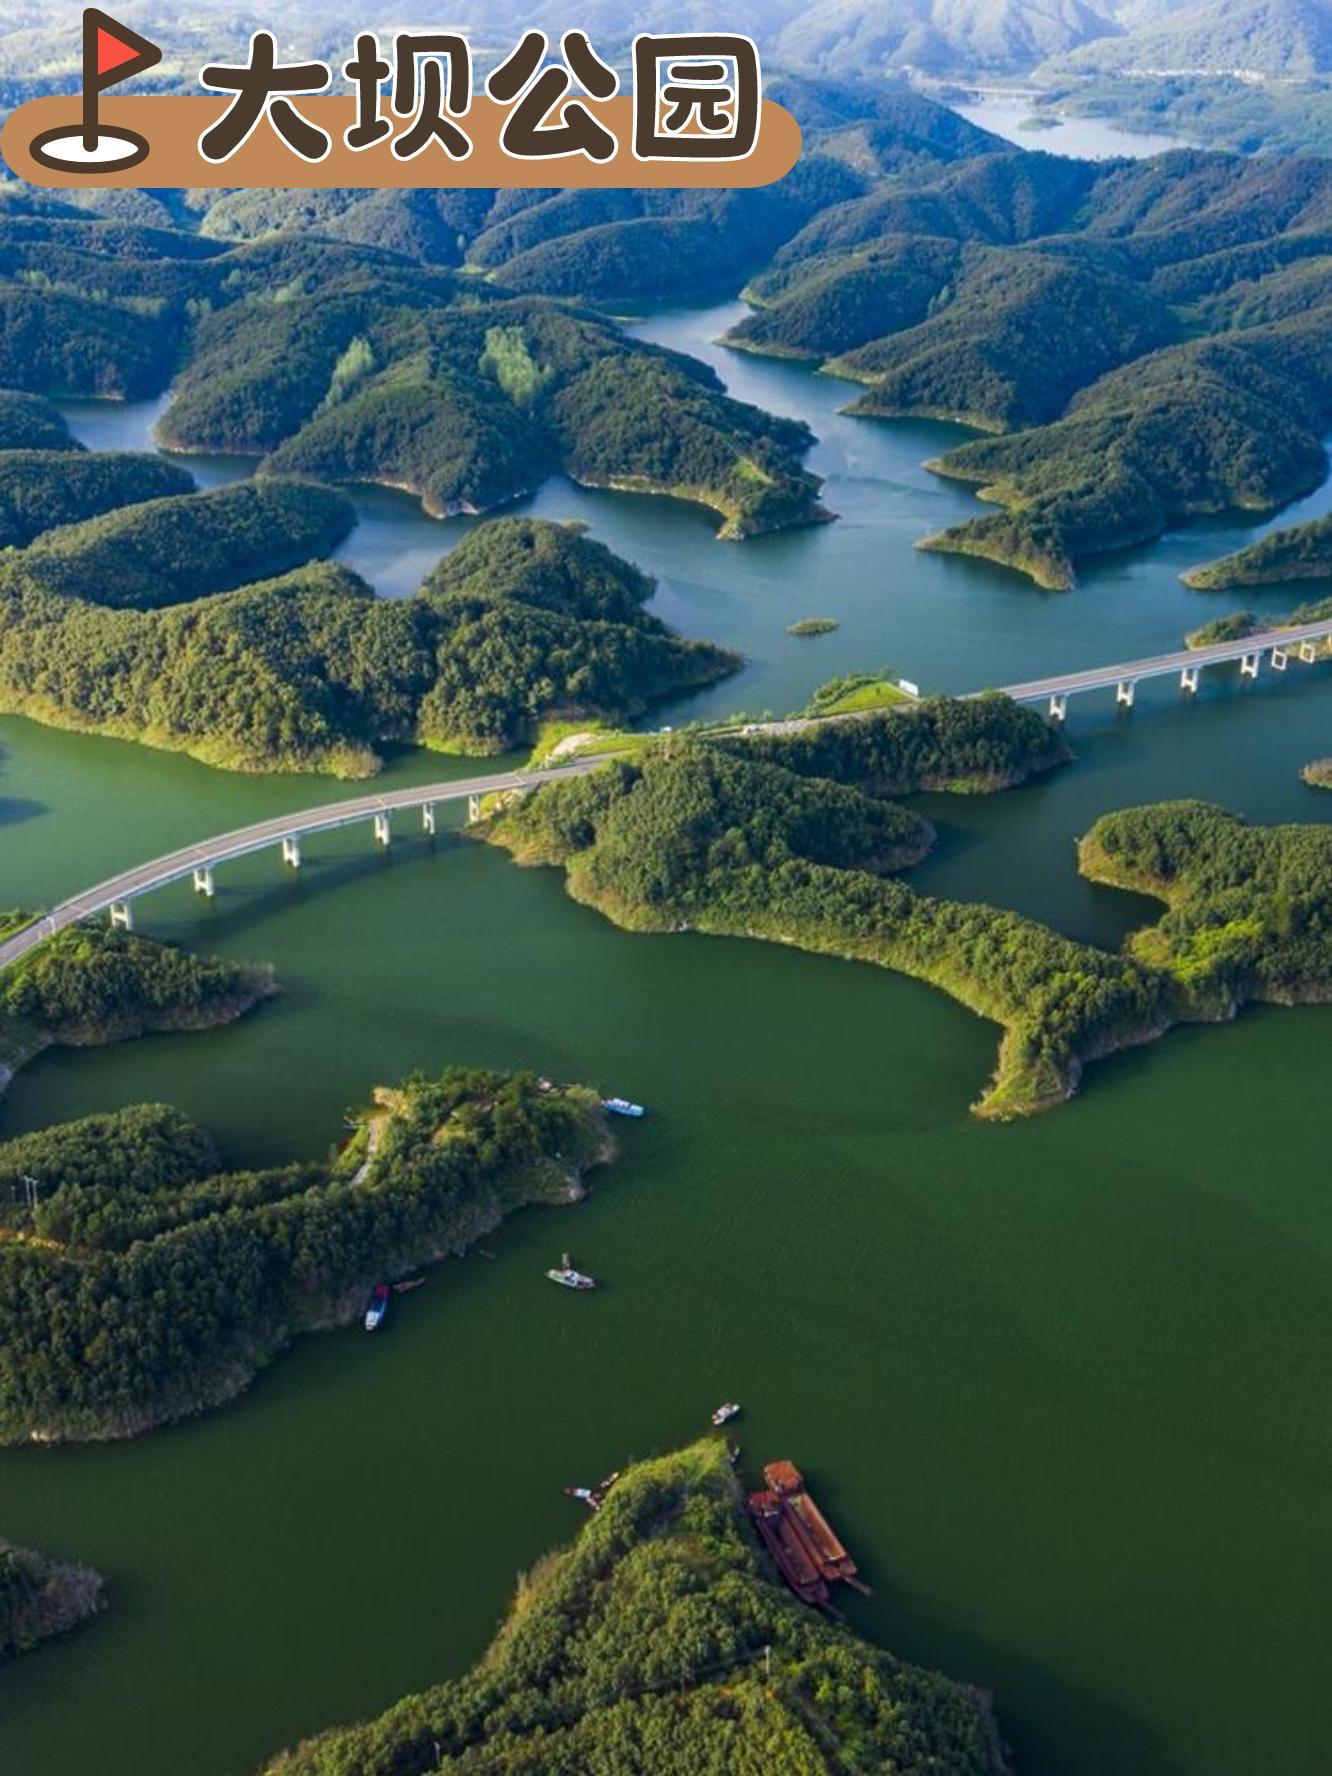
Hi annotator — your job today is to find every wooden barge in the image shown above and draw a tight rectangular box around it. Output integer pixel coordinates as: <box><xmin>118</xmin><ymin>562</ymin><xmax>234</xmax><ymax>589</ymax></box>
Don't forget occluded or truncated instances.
<box><xmin>746</xmin><ymin>1459</ymin><xmax>865</xmax><ymax>1604</ymax></box>
<box><xmin>746</xmin><ymin>1489</ymin><xmax>829</xmax><ymax>1604</ymax></box>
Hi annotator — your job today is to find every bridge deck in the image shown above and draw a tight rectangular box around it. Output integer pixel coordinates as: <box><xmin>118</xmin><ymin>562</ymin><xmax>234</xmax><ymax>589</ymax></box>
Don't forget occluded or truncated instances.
<box><xmin>5</xmin><ymin>616</ymin><xmax>1330</xmax><ymax>973</ymax></box>
<box><xmin>997</xmin><ymin>618</ymin><xmax>1332</xmax><ymax>703</ymax></box>
<box><xmin>0</xmin><ymin>761</ymin><xmax>598</xmax><ymax>972</ymax></box>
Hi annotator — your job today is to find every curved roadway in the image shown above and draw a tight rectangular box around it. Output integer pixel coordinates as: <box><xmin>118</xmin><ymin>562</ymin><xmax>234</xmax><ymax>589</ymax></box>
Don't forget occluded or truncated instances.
<box><xmin>0</xmin><ymin>760</ymin><xmax>599</xmax><ymax>972</ymax></box>
<box><xmin>4</xmin><ymin>616</ymin><xmax>1330</xmax><ymax>972</ymax></box>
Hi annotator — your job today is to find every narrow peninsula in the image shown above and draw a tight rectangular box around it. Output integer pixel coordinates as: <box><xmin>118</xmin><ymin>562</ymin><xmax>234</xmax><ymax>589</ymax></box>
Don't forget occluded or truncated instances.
<box><xmin>261</xmin><ymin>1439</ymin><xmax>1010</xmax><ymax>1776</ymax></box>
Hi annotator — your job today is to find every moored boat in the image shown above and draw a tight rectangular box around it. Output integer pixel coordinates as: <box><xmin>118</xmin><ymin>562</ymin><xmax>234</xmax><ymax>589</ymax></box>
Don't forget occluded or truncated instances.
<box><xmin>546</xmin><ymin>1252</ymin><xmax>597</xmax><ymax>1290</ymax></box>
<box><xmin>711</xmin><ymin>1401</ymin><xmax>741</xmax><ymax>1426</ymax></box>
<box><xmin>603</xmin><ymin>1097</ymin><xmax>645</xmax><ymax>1118</ymax></box>
<box><xmin>363</xmin><ymin>1283</ymin><xmax>390</xmax><ymax>1331</ymax></box>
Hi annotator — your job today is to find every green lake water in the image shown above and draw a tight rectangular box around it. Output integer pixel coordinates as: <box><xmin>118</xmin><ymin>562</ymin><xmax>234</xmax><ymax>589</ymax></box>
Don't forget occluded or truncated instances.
<box><xmin>0</xmin><ymin>303</ymin><xmax>1329</xmax><ymax>1776</ymax></box>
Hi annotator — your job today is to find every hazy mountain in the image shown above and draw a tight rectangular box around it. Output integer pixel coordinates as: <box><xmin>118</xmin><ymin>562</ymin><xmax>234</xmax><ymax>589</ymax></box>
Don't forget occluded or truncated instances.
<box><xmin>778</xmin><ymin>0</ymin><xmax>1121</xmax><ymax>76</ymax></box>
<box><xmin>1047</xmin><ymin>0</ymin><xmax>1332</xmax><ymax>77</ymax></box>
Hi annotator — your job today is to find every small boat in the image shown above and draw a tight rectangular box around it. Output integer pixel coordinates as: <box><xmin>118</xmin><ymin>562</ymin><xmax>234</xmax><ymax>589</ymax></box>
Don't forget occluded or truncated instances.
<box><xmin>711</xmin><ymin>1402</ymin><xmax>741</xmax><ymax>1426</ymax></box>
<box><xmin>603</xmin><ymin>1097</ymin><xmax>645</xmax><ymax>1118</ymax></box>
<box><xmin>546</xmin><ymin>1252</ymin><xmax>597</xmax><ymax>1290</ymax></box>
<box><xmin>564</xmin><ymin>1485</ymin><xmax>601</xmax><ymax>1511</ymax></box>
<box><xmin>393</xmin><ymin>1277</ymin><xmax>425</xmax><ymax>1294</ymax></box>
<box><xmin>363</xmin><ymin>1283</ymin><xmax>390</xmax><ymax>1332</ymax></box>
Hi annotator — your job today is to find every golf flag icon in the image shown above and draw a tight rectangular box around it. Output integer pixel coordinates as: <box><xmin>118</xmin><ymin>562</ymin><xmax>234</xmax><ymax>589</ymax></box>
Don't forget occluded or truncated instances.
<box><xmin>29</xmin><ymin>9</ymin><xmax>162</xmax><ymax>172</ymax></box>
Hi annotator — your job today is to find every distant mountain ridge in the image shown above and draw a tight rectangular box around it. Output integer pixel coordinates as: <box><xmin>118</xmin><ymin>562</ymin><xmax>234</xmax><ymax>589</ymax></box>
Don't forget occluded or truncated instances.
<box><xmin>1046</xmin><ymin>0</ymin><xmax>1332</xmax><ymax>79</ymax></box>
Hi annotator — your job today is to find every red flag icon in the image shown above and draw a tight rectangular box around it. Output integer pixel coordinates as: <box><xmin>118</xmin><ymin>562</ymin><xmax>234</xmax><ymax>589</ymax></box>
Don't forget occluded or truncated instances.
<box><xmin>28</xmin><ymin>8</ymin><xmax>161</xmax><ymax>170</ymax></box>
<box><xmin>86</xmin><ymin>9</ymin><xmax>161</xmax><ymax>92</ymax></box>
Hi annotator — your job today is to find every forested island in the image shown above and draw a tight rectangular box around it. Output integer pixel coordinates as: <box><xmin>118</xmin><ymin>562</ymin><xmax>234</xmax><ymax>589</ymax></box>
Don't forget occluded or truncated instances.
<box><xmin>0</xmin><ymin>496</ymin><xmax>738</xmax><ymax>772</ymax></box>
<box><xmin>0</xmin><ymin>924</ymin><xmax>272</xmax><ymax>1093</ymax></box>
<box><xmin>1</xmin><ymin>1541</ymin><xmax>105</xmax><ymax>1664</ymax></box>
<box><xmin>1182</xmin><ymin>514</ymin><xmax>1332</xmax><ymax>590</ymax></box>
<box><xmin>478</xmin><ymin>711</ymin><xmax>1332</xmax><ymax>1117</ymax></box>
<box><xmin>261</xmin><ymin>1438</ymin><xmax>1009</xmax><ymax>1776</ymax></box>
<box><xmin>0</xmin><ymin>1068</ymin><xmax>610</xmax><ymax>1443</ymax></box>
<box><xmin>721</xmin><ymin>149</ymin><xmax>1332</xmax><ymax>588</ymax></box>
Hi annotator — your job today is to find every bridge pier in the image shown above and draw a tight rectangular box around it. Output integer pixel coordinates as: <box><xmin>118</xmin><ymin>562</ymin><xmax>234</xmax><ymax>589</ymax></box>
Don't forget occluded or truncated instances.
<box><xmin>1300</xmin><ymin>640</ymin><xmax>1320</xmax><ymax>663</ymax></box>
<box><xmin>192</xmin><ymin>866</ymin><xmax>215</xmax><ymax>898</ymax></box>
<box><xmin>467</xmin><ymin>793</ymin><xmax>482</xmax><ymax>824</ymax></box>
<box><xmin>1271</xmin><ymin>646</ymin><xmax>1288</xmax><ymax>671</ymax></box>
<box><xmin>374</xmin><ymin>812</ymin><xmax>392</xmax><ymax>848</ymax></box>
<box><xmin>109</xmin><ymin>900</ymin><xmax>133</xmax><ymax>932</ymax></box>
<box><xmin>421</xmin><ymin>803</ymin><xmax>436</xmax><ymax>835</ymax></box>
<box><xmin>1179</xmin><ymin>665</ymin><xmax>1199</xmax><ymax>694</ymax></box>
<box><xmin>1116</xmin><ymin>680</ymin><xmax>1136</xmax><ymax>708</ymax></box>
<box><xmin>1240</xmin><ymin>652</ymin><xmax>1260</xmax><ymax>678</ymax></box>
<box><xmin>1048</xmin><ymin>693</ymin><xmax>1067</xmax><ymax>721</ymax></box>
<box><xmin>282</xmin><ymin>835</ymin><xmax>302</xmax><ymax>870</ymax></box>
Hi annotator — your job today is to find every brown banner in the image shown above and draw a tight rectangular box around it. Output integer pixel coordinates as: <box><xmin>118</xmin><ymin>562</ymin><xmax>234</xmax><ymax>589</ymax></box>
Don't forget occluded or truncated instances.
<box><xmin>2</xmin><ymin>94</ymin><xmax>801</xmax><ymax>188</ymax></box>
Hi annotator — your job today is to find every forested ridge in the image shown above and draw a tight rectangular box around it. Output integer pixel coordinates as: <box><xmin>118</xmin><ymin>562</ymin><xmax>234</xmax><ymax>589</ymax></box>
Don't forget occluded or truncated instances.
<box><xmin>0</xmin><ymin>509</ymin><xmax>738</xmax><ymax>773</ymax></box>
<box><xmin>481</xmin><ymin>721</ymin><xmax>1332</xmax><ymax>1117</ymax></box>
<box><xmin>1182</xmin><ymin>512</ymin><xmax>1332</xmax><ymax>588</ymax></box>
<box><xmin>0</xmin><ymin>1541</ymin><xmax>104</xmax><ymax>1663</ymax></box>
<box><xmin>0</xmin><ymin>1069</ymin><xmax>610</xmax><ymax>1443</ymax></box>
<box><xmin>0</xmin><ymin>925</ymin><xmax>272</xmax><ymax>1087</ymax></box>
<box><xmin>261</xmin><ymin>1439</ymin><xmax>1009</xmax><ymax>1776</ymax></box>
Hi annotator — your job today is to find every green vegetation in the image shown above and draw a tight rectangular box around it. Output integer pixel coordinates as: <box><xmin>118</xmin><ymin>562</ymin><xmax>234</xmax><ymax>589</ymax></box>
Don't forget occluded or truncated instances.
<box><xmin>0</xmin><ymin>479</ymin><xmax>355</xmax><ymax>611</ymax></box>
<box><xmin>0</xmin><ymin>924</ymin><xmax>274</xmax><ymax>1087</ymax></box>
<box><xmin>262</xmin><ymin>1439</ymin><xmax>1008</xmax><ymax>1776</ymax></box>
<box><xmin>482</xmin><ymin>723</ymin><xmax>1332</xmax><ymax>1119</ymax></box>
<box><xmin>158</xmin><ymin>282</ymin><xmax>826</xmax><ymax>539</ymax></box>
<box><xmin>1185</xmin><ymin>612</ymin><xmax>1260</xmax><ymax>648</ymax></box>
<box><xmin>0</xmin><ymin>390</ymin><xmax>75</xmax><ymax>451</ymax></box>
<box><xmin>786</xmin><ymin>616</ymin><xmax>840</xmax><ymax>636</ymax></box>
<box><xmin>0</xmin><ymin>450</ymin><xmax>193</xmax><ymax>549</ymax></box>
<box><xmin>1182</xmin><ymin>513</ymin><xmax>1332</xmax><ymax>589</ymax></box>
<box><xmin>0</xmin><ymin>1542</ymin><xmax>104</xmax><ymax>1663</ymax></box>
<box><xmin>1036</xmin><ymin>75</ymin><xmax>1332</xmax><ymax>158</ymax></box>
<box><xmin>0</xmin><ymin>1068</ymin><xmax>610</xmax><ymax>1443</ymax></box>
<box><xmin>798</xmin><ymin>673</ymin><xmax>911</xmax><ymax>716</ymax></box>
<box><xmin>1302</xmin><ymin>759</ymin><xmax>1332</xmax><ymax>787</ymax></box>
<box><xmin>1078</xmin><ymin>802</ymin><xmax>1332</xmax><ymax>1005</ymax></box>
<box><xmin>0</xmin><ymin>516</ymin><xmax>738</xmax><ymax>774</ymax></box>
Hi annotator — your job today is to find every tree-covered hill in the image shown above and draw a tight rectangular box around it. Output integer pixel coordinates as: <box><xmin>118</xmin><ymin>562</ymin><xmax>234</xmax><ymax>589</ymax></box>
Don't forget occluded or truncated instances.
<box><xmin>0</xmin><ymin>1541</ymin><xmax>104</xmax><ymax>1664</ymax></box>
<box><xmin>0</xmin><ymin>1068</ymin><xmax>610</xmax><ymax>1442</ymax></box>
<box><xmin>480</xmin><ymin>731</ymin><xmax>1332</xmax><ymax>1117</ymax></box>
<box><xmin>0</xmin><ymin>479</ymin><xmax>355</xmax><ymax>610</ymax></box>
<box><xmin>1181</xmin><ymin>511</ymin><xmax>1332</xmax><ymax>587</ymax></box>
<box><xmin>0</xmin><ymin>514</ymin><xmax>737</xmax><ymax>773</ymax></box>
<box><xmin>0</xmin><ymin>924</ymin><xmax>273</xmax><ymax>1089</ymax></box>
<box><xmin>721</xmin><ymin>145</ymin><xmax>1332</xmax><ymax>586</ymax></box>
<box><xmin>261</xmin><ymin>1439</ymin><xmax>1009</xmax><ymax>1776</ymax></box>
<box><xmin>0</xmin><ymin>450</ymin><xmax>194</xmax><ymax>549</ymax></box>
<box><xmin>0</xmin><ymin>389</ymin><xmax>76</xmax><ymax>451</ymax></box>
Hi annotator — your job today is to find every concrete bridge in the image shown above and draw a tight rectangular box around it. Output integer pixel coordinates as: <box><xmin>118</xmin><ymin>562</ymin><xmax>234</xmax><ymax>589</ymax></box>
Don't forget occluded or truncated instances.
<box><xmin>997</xmin><ymin>617</ymin><xmax>1332</xmax><ymax>720</ymax></box>
<box><xmin>0</xmin><ymin>761</ymin><xmax>599</xmax><ymax>972</ymax></box>
<box><xmin>4</xmin><ymin>617</ymin><xmax>1330</xmax><ymax>972</ymax></box>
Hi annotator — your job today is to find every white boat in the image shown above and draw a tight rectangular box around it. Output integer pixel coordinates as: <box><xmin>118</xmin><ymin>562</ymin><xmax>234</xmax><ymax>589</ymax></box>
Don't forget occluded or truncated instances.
<box><xmin>546</xmin><ymin>1252</ymin><xmax>597</xmax><ymax>1291</ymax></box>
<box><xmin>603</xmin><ymin>1097</ymin><xmax>645</xmax><ymax>1118</ymax></box>
<box><xmin>363</xmin><ymin>1284</ymin><xmax>390</xmax><ymax>1331</ymax></box>
<box><xmin>711</xmin><ymin>1401</ymin><xmax>741</xmax><ymax>1426</ymax></box>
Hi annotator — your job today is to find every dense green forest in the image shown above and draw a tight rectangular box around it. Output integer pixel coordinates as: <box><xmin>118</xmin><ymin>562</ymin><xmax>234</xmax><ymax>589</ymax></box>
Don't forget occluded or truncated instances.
<box><xmin>0</xmin><ymin>479</ymin><xmax>354</xmax><ymax>611</ymax></box>
<box><xmin>261</xmin><ymin>1439</ymin><xmax>1008</xmax><ymax>1776</ymax></box>
<box><xmin>0</xmin><ymin>512</ymin><xmax>737</xmax><ymax>772</ymax></box>
<box><xmin>0</xmin><ymin>1541</ymin><xmax>104</xmax><ymax>1663</ymax></box>
<box><xmin>0</xmin><ymin>924</ymin><xmax>273</xmax><ymax>1085</ymax></box>
<box><xmin>1182</xmin><ymin>512</ymin><xmax>1332</xmax><ymax>588</ymax></box>
<box><xmin>0</xmin><ymin>1068</ymin><xmax>610</xmax><ymax>1442</ymax></box>
<box><xmin>0</xmin><ymin>450</ymin><xmax>193</xmax><ymax>549</ymax></box>
<box><xmin>482</xmin><ymin>726</ymin><xmax>1332</xmax><ymax>1118</ymax></box>
<box><xmin>717</xmin><ymin>149</ymin><xmax>1332</xmax><ymax>587</ymax></box>
<box><xmin>0</xmin><ymin>389</ymin><xmax>75</xmax><ymax>451</ymax></box>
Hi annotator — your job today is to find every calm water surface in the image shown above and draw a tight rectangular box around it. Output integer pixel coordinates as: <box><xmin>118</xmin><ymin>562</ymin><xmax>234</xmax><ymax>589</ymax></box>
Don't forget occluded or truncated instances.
<box><xmin>0</xmin><ymin>305</ymin><xmax>1328</xmax><ymax>1776</ymax></box>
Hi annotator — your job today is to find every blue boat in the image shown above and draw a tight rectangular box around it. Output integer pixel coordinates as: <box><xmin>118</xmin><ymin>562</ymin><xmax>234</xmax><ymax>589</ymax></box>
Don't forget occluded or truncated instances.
<box><xmin>603</xmin><ymin>1097</ymin><xmax>645</xmax><ymax>1118</ymax></box>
